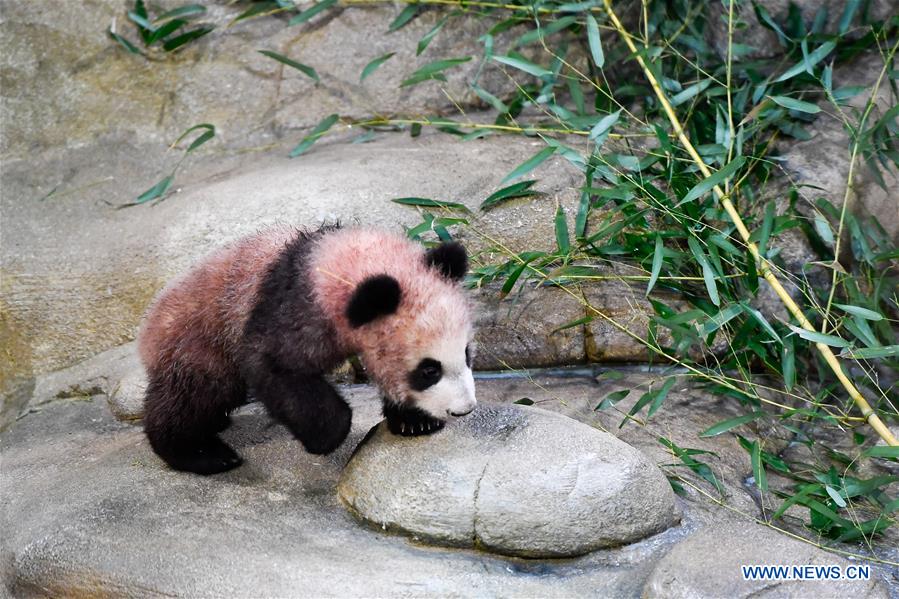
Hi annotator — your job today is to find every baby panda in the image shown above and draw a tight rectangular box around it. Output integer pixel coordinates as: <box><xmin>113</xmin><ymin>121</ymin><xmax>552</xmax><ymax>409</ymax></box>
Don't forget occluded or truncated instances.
<box><xmin>138</xmin><ymin>225</ymin><xmax>476</xmax><ymax>475</ymax></box>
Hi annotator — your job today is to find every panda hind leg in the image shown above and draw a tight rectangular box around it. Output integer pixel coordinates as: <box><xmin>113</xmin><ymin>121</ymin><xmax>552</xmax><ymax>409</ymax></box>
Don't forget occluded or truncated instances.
<box><xmin>256</xmin><ymin>371</ymin><xmax>352</xmax><ymax>455</ymax></box>
<box><xmin>143</xmin><ymin>364</ymin><xmax>246</xmax><ymax>475</ymax></box>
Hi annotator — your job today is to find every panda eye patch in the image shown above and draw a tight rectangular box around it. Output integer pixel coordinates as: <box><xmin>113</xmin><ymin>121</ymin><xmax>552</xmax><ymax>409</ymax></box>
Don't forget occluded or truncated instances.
<box><xmin>409</xmin><ymin>358</ymin><xmax>442</xmax><ymax>391</ymax></box>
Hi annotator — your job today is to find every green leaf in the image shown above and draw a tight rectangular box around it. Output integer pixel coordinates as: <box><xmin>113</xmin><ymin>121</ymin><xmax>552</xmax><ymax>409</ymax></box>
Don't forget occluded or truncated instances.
<box><xmin>515</xmin><ymin>15</ymin><xmax>577</xmax><ymax>46</ymax></box>
<box><xmin>669</xmin><ymin>78</ymin><xmax>711</xmax><ymax>107</ymax></box>
<box><xmin>840</xmin><ymin>345</ymin><xmax>899</xmax><ymax>360</ymax></box>
<box><xmin>554</xmin><ymin>203</ymin><xmax>570</xmax><ymax>254</ymax></box>
<box><xmin>751</xmin><ymin>440</ymin><xmax>768</xmax><ymax>491</ymax></box>
<box><xmin>687</xmin><ymin>237</ymin><xmax>720</xmax><ymax>306</ymax></box>
<box><xmin>862</xmin><ymin>446</ymin><xmax>899</xmax><ymax>459</ymax></box>
<box><xmin>502</xmin><ymin>146</ymin><xmax>555</xmax><ymax>183</ymax></box>
<box><xmin>107</xmin><ymin>29</ymin><xmax>142</xmax><ymax>55</ymax></box>
<box><xmin>679</xmin><ymin>156</ymin><xmax>744</xmax><ymax>205</ymax></box>
<box><xmin>769</xmin><ymin>95</ymin><xmax>821</xmax><ymax>114</ymax></box>
<box><xmin>647</xmin><ymin>377</ymin><xmax>677</xmax><ymax>418</ymax></box>
<box><xmin>814</xmin><ymin>213</ymin><xmax>834</xmax><ymax>245</ymax></box>
<box><xmin>699</xmin><ymin>412</ymin><xmax>764</xmax><ymax>437</ymax></box>
<box><xmin>480</xmin><ymin>180</ymin><xmax>540</xmax><ymax>210</ymax></box>
<box><xmin>288</xmin><ymin>0</ymin><xmax>337</xmax><ymax>26</ymax></box>
<box><xmin>492</xmin><ymin>54</ymin><xmax>552</xmax><ymax>78</ymax></box>
<box><xmin>391</xmin><ymin>197</ymin><xmax>469</xmax><ymax>211</ymax></box>
<box><xmin>172</xmin><ymin>123</ymin><xmax>216</xmax><ymax>153</ymax></box>
<box><xmin>833</xmin><ymin>303</ymin><xmax>883</xmax><ymax>321</ymax></box>
<box><xmin>499</xmin><ymin>252</ymin><xmax>544</xmax><ymax>297</ymax></box>
<box><xmin>825</xmin><ymin>485</ymin><xmax>847</xmax><ymax>508</ymax></box>
<box><xmin>400</xmin><ymin>56</ymin><xmax>471</xmax><ymax>87</ymax></box>
<box><xmin>702</xmin><ymin>304</ymin><xmax>743</xmax><ymax>335</ymax></box>
<box><xmin>161</xmin><ymin>25</ymin><xmax>213</xmax><ymax>51</ymax></box>
<box><xmin>388</xmin><ymin>4</ymin><xmax>419</xmax><ymax>31</ymax></box>
<box><xmin>135</xmin><ymin>175</ymin><xmax>173</xmax><ymax>204</ymax></box>
<box><xmin>595</xmin><ymin>389</ymin><xmax>629</xmax><ymax>411</ymax></box>
<box><xmin>288</xmin><ymin>113</ymin><xmax>339</xmax><ymax>157</ymax></box>
<box><xmin>787</xmin><ymin>324</ymin><xmax>851</xmax><ymax>348</ymax></box>
<box><xmin>646</xmin><ymin>235</ymin><xmax>664</xmax><ymax>296</ymax></box>
<box><xmin>588</xmin><ymin>110</ymin><xmax>621</xmax><ymax>141</ymax></box>
<box><xmin>782</xmin><ymin>333</ymin><xmax>795</xmax><ymax>391</ymax></box>
<box><xmin>156</xmin><ymin>4</ymin><xmax>206</xmax><ymax>21</ymax></box>
<box><xmin>774</xmin><ymin>41</ymin><xmax>835</xmax><ymax>82</ymax></box>
<box><xmin>757</xmin><ymin>201</ymin><xmax>775</xmax><ymax>257</ymax></box>
<box><xmin>586</xmin><ymin>14</ymin><xmax>604</xmax><ymax>68</ymax></box>
<box><xmin>258</xmin><ymin>50</ymin><xmax>319</xmax><ymax>82</ymax></box>
<box><xmin>147</xmin><ymin>18</ymin><xmax>188</xmax><ymax>45</ymax></box>
<box><xmin>416</xmin><ymin>15</ymin><xmax>448</xmax><ymax>55</ymax></box>
<box><xmin>360</xmin><ymin>52</ymin><xmax>395</xmax><ymax>82</ymax></box>
<box><xmin>513</xmin><ymin>397</ymin><xmax>534</xmax><ymax>405</ymax></box>
<box><xmin>471</xmin><ymin>84</ymin><xmax>510</xmax><ymax>114</ymax></box>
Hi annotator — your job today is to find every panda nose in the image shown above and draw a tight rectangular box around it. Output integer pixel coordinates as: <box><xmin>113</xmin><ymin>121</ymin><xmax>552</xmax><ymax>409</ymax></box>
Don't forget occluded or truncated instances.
<box><xmin>448</xmin><ymin>407</ymin><xmax>474</xmax><ymax>417</ymax></box>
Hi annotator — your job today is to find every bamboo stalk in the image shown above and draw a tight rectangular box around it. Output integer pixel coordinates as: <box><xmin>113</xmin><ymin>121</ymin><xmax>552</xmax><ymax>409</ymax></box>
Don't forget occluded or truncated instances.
<box><xmin>602</xmin><ymin>0</ymin><xmax>897</xmax><ymax>446</ymax></box>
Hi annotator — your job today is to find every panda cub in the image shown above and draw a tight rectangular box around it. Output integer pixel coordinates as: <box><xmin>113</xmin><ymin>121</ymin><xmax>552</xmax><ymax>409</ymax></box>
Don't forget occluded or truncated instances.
<box><xmin>138</xmin><ymin>225</ymin><xmax>476</xmax><ymax>475</ymax></box>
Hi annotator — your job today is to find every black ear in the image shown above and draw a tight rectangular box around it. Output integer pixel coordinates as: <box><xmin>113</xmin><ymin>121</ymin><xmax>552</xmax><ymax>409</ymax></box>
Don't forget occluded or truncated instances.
<box><xmin>425</xmin><ymin>241</ymin><xmax>468</xmax><ymax>281</ymax></box>
<box><xmin>347</xmin><ymin>275</ymin><xmax>402</xmax><ymax>328</ymax></box>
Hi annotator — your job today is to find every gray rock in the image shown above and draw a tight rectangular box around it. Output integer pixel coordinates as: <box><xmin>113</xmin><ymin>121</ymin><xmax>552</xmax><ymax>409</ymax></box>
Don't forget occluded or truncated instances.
<box><xmin>338</xmin><ymin>403</ymin><xmax>680</xmax><ymax>557</ymax></box>
<box><xmin>1</xmin><ymin>386</ymin><xmax>669</xmax><ymax>598</ymax></box>
<box><xmin>643</xmin><ymin>520</ymin><xmax>888</xmax><ymax>598</ymax></box>
<box><xmin>472</xmin><ymin>283</ymin><xmax>586</xmax><ymax>369</ymax></box>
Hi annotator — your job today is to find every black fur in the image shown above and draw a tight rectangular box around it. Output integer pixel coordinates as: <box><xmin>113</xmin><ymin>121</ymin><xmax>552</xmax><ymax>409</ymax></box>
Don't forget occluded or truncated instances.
<box><xmin>143</xmin><ymin>362</ymin><xmax>246</xmax><ymax>475</ymax></box>
<box><xmin>425</xmin><ymin>241</ymin><xmax>468</xmax><ymax>281</ymax></box>
<box><xmin>346</xmin><ymin>275</ymin><xmax>402</xmax><ymax>328</ymax></box>
<box><xmin>383</xmin><ymin>399</ymin><xmax>445</xmax><ymax>436</ymax></box>
<box><xmin>408</xmin><ymin>358</ymin><xmax>442</xmax><ymax>391</ymax></box>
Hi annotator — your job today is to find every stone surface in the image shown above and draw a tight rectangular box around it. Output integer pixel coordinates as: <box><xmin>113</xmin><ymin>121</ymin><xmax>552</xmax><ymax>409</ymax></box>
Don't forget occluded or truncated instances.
<box><xmin>2</xmin><ymin>385</ymin><xmax>673</xmax><ymax>598</ymax></box>
<box><xmin>471</xmin><ymin>283</ymin><xmax>586</xmax><ymax>370</ymax></box>
<box><xmin>0</xmin><ymin>0</ymin><xmax>555</xmax><ymax>159</ymax></box>
<box><xmin>4</xmin><ymin>358</ymin><xmax>895</xmax><ymax>596</ymax></box>
<box><xmin>338</xmin><ymin>403</ymin><xmax>679</xmax><ymax>557</ymax></box>
<box><xmin>644</xmin><ymin>520</ymin><xmax>888</xmax><ymax>598</ymax></box>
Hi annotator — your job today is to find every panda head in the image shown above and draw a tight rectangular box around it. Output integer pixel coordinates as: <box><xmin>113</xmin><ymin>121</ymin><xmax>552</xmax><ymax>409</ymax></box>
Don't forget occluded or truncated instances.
<box><xmin>344</xmin><ymin>241</ymin><xmax>477</xmax><ymax>421</ymax></box>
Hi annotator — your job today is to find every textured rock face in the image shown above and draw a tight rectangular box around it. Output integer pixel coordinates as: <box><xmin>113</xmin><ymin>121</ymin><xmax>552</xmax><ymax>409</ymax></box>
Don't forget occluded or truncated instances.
<box><xmin>644</xmin><ymin>520</ymin><xmax>888</xmax><ymax>598</ymax></box>
<box><xmin>338</xmin><ymin>403</ymin><xmax>679</xmax><ymax>557</ymax></box>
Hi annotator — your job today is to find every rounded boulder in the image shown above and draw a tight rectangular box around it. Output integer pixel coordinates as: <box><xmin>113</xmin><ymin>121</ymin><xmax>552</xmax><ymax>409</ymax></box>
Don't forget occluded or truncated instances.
<box><xmin>338</xmin><ymin>403</ymin><xmax>679</xmax><ymax>558</ymax></box>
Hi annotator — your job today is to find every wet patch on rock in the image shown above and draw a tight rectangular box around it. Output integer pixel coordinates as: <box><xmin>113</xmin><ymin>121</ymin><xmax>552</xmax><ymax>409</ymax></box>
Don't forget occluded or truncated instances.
<box><xmin>338</xmin><ymin>403</ymin><xmax>679</xmax><ymax>558</ymax></box>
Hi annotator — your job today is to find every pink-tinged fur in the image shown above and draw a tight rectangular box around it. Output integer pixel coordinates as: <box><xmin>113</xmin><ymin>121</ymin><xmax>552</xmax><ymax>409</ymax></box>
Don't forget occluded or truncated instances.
<box><xmin>309</xmin><ymin>229</ymin><xmax>472</xmax><ymax>402</ymax></box>
<box><xmin>138</xmin><ymin>225</ymin><xmax>297</xmax><ymax>376</ymax></box>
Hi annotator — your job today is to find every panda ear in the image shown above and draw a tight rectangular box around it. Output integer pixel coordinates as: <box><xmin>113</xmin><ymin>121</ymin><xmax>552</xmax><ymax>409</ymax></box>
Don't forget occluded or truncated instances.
<box><xmin>425</xmin><ymin>241</ymin><xmax>468</xmax><ymax>282</ymax></box>
<box><xmin>347</xmin><ymin>275</ymin><xmax>402</xmax><ymax>328</ymax></box>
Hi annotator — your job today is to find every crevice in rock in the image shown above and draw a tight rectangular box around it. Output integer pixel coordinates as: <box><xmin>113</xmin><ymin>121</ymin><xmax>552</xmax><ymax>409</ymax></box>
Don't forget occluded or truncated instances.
<box><xmin>471</xmin><ymin>461</ymin><xmax>489</xmax><ymax>547</ymax></box>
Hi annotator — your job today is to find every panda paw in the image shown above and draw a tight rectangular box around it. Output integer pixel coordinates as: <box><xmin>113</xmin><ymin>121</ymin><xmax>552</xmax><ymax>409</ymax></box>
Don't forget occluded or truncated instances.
<box><xmin>383</xmin><ymin>402</ymin><xmax>445</xmax><ymax>437</ymax></box>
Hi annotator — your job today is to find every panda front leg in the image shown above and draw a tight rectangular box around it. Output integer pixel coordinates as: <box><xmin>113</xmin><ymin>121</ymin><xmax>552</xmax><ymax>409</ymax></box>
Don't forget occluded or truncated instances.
<box><xmin>382</xmin><ymin>398</ymin><xmax>446</xmax><ymax>437</ymax></box>
<box><xmin>255</xmin><ymin>370</ymin><xmax>353</xmax><ymax>455</ymax></box>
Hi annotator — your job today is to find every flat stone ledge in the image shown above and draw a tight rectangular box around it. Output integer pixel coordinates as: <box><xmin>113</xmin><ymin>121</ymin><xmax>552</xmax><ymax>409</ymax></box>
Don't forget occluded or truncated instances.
<box><xmin>338</xmin><ymin>403</ymin><xmax>680</xmax><ymax>558</ymax></box>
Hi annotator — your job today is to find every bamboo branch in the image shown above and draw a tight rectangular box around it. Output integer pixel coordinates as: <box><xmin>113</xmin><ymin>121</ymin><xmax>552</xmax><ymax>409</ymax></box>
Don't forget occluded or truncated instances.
<box><xmin>602</xmin><ymin>0</ymin><xmax>897</xmax><ymax>446</ymax></box>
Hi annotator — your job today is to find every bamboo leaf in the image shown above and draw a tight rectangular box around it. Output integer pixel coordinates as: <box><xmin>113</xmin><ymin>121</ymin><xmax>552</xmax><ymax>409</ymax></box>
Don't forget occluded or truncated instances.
<box><xmin>416</xmin><ymin>15</ymin><xmax>448</xmax><ymax>55</ymax></box>
<box><xmin>288</xmin><ymin>113</ymin><xmax>339</xmax><ymax>157</ymax></box>
<box><xmin>700</xmin><ymin>412</ymin><xmax>765</xmax><ymax>437</ymax></box>
<box><xmin>840</xmin><ymin>345</ymin><xmax>899</xmax><ymax>360</ymax></box>
<box><xmin>679</xmin><ymin>156</ymin><xmax>745</xmax><ymax>205</ymax></box>
<box><xmin>172</xmin><ymin>123</ymin><xmax>216</xmax><ymax>153</ymax></box>
<box><xmin>751</xmin><ymin>440</ymin><xmax>768</xmax><ymax>491</ymax></box>
<box><xmin>259</xmin><ymin>50</ymin><xmax>319</xmax><ymax>82</ymax></box>
<box><xmin>833</xmin><ymin>303</ymin><xmax>883</xmax><ymax>321</ymax></box>
<box><xmin>787</xmin><ymin>324</ymin><xmax>851</xmax><ymax>348</ymax></box>
<box><xmin>670</xmin><ymin>78</ymin><xmax>711</xmax><ymax>106</ymax></box>
<box><xmin>501</xmin><ymin>146</ymin><xmax>556</xmax><ymax>183</ymax></box>
<box><xmin>774</xmin><ymin>41</ymin><xmax>835</xmax><ymax>82</ymax></box>
<box><xmin>586</xmin><ymin>14</ymin><xmax>604</xmax><ymax>68</ymax></box>
<box><xmin>161</xmin><ymin>25</ymin><xmax>213</xmax><ymax>51</ymax></box>
<box><xmin>388</xmin><ymin>4</ymin><xmax>419</xmax><ymax>32</ymax></box>
<box><xmin>492</xmin><ymin>54</ymin><xmax>552</xmax><ymax>78</ymax></box>
<box><xmin>401</xmin><ymin>56</ymin><xmax>471</xmax><ymax>87</ymax></box>
<box><xmin>360</xmin><ymin>52</ymin><xmax>395</xmax><ymax>82</ymax></box>
<box><xmin>769</xmin><ymin>95</ymin><xmax>821</xmax><ymax>114</ymax></box>
<box><xmin>289</xmin><ymin>0</ymin><xmax>337</xmax><ymax>26</ymax></box>
<box><xmin>554</xmin><ymin>203</ymin><xmax>570</xmax><ymax>254</ymax></box>
<box><xmin>392</xmin><ymin>197</ymin><xmax>469</xmax><ymax>211</ymax></box>
<box><xmin>135</xmin><ymin>175</ymin><xmax>173</xmax><ymax>204</ymax></box>
<box><xmin>687</xmin><ymin>237</ymin><xmax>719</xmax><ymax>306</ymax></box>
<box><xmin>480</xmin><ymin>180</ymin><xmax>540</xmax><ymax>210</ymax></box>
<box><xmin>646</xmin><ymin>235</ymin><xmax>664</xmax><ymax>295</ymax></box>
<box><xmin>595</xmin><ymin>389</ymin><xmax>629</xmax><ymax>411</ymax></box>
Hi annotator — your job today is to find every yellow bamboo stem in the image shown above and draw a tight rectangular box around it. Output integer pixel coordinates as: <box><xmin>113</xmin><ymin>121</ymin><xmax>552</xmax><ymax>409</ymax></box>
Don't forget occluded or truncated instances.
<box><xmin>603</xmin><ymin>0</ymin><xmax>897</xmax><ymax>446</ymax></box>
